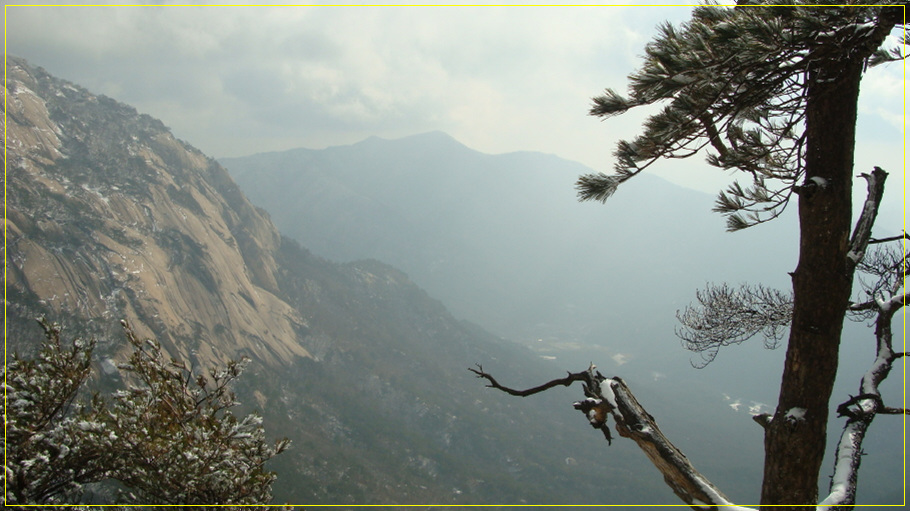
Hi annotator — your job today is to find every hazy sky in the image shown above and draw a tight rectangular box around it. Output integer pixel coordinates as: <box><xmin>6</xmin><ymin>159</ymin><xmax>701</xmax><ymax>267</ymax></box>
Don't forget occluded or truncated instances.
<box><xmin>4</xmin><ymin>1</ymin><xmax>907</xmax><ymax>200</ymax></box>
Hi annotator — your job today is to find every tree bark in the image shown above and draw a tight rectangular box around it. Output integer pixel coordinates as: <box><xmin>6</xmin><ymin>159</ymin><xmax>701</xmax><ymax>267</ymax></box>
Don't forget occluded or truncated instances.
<box><xmin>759</xmin><ymin>58</ymin><xmax>863</xmax><ymax>507</ymax></box>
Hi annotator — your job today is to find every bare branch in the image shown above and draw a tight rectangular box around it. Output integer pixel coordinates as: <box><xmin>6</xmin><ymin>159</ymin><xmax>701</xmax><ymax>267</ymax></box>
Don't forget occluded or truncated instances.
<box><xmin>820</xmin><ymin>237</ymin><xmax>905</xmax><ymax>508</ymax></box>
<box><xmin>869</xmin><ymin>232</ymin><xmax>909</xmax><ymax>245</ymax></box>
<box><xmin>469</xmin><ymin>364</ymin><xmax>592</xmax><ymax>397</ymax></box>
<box><xmin>752</xmin><ymin>414</ymin><xmax>772</xmax><ymax>429</ymax></box>
<box><xmin>881</xmin><ymin>291</ymin><xmax>909</xmax><ymax>312</ymax></box>
<box><xmin>835</xmin><ymin>393</ymin><xmax>885</xmax><ymax>419</ymax></box>
<box><xmin>847</xmin><ymin>299</ymin><xmax>877</xmax><ymax>312</ymax></box>
<box><xmin>471</xmin><ymin>366</ymin><xmax>743</xmax><ymax>509</ymax></box>
<box><xmin>605</xmin><ymin>377</ymin><xmax>736</xmax><ymax>509</ymax></box>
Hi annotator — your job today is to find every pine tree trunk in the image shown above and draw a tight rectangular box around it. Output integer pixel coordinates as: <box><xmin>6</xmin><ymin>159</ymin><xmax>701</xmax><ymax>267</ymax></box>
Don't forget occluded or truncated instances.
<box><xmin>759</xmin><ymin>59</ymin><xmax>864</xmax><ymax>508</ymax></box>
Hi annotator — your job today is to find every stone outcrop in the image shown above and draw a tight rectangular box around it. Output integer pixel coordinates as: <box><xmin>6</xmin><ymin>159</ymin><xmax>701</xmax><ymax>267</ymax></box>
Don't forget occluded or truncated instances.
<box><xmin>4</xmin><ymin>56</ymin><xmax>309</xmax><ymax>366</ymax></box>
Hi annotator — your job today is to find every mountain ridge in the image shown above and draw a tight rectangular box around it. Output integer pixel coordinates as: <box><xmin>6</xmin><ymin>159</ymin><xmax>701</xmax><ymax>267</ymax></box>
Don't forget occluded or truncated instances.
<box><xmin>219</xmin><ymin>128</ymin><xmax>801</xmax><ymax>368</ymax></box>
<box><xmin>4</xmin><ymin>55</ymin><xmax>676</xmax><ymax>505</ymax></box>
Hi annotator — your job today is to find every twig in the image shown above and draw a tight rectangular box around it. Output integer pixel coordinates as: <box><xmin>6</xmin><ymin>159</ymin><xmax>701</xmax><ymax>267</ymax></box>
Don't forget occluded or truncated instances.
<box><xmin>469</xmin><ymin>364</ymin><xmax>592</xmax><ymax>397</ymax></box>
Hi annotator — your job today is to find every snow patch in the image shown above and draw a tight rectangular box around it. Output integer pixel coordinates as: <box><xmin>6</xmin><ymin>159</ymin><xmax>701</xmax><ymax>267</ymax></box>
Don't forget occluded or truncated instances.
<box><xmin>77</xmin><ymin>420</ymin><xmax>101</xmax><ymax>432</ymax></box>
<box><xmin>819</xmin><ymin>428</ymin><xmax>862</xmax><ymax>509</ymax></box>
<box><xmin>723</xmin><ymin>393</ymin><xmax>770</xmax><ymax>415</ymax></box>
<box><xmin>669</xmin><ymin>73</ymin><xmax>697</xmax><ymax>85</ymax></box>
<box><xmin>808</xmin><ymin>176</ymin><xmax>828</xmax><ymax>188</ymax></box>
<box><xmin>785</xmin><ymin>407</ymin><xmax>807</xmax><ymax>422</ymax></box>
<box><xmin>600</xmin><ymin>379</ymin><xmax>623</xmax><ymax>421</ymax></box>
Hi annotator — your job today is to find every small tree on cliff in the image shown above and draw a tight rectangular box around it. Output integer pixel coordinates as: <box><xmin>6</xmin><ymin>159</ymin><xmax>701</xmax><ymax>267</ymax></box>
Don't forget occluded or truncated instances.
<box><xmin>2</xmin><ymin>318</ymin><xmax>288</xmax><ymax>507</ymax></box>
<box><xmin>475</xmin><ymin>2</ymin><xmax>907</xmax><ymax>508</ymax></box>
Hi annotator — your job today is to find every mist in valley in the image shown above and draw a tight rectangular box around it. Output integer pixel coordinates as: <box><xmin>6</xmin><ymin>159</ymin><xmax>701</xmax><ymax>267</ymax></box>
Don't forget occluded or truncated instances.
<box><xmin>6</xmin><ymin>2</ymin><xmax>906</xmax><ymax>507</ymax></box>
<box><xmin>221</xmin><ymin>131</ymin><xmax>904</xmax><ymax>506</ymax></box>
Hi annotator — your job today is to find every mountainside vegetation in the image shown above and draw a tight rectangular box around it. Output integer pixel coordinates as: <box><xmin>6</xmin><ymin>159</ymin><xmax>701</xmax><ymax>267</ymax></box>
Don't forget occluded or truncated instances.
<box><xmin>3</xmin><ymin>318</ymin><xmax>286</xmax><ymax>507</ymax></box>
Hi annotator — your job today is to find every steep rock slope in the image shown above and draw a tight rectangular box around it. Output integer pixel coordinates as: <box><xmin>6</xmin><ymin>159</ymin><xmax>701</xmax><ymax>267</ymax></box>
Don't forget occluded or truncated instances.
<box><xmin>4</xmin><ymin>56</ymin><xmax>308</xmax><ymax>366</ymax></box>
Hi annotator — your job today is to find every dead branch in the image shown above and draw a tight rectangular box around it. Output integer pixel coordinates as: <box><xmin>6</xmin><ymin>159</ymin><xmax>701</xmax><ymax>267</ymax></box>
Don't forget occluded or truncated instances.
<box><xmin>846</xmin><ymin>167</ymin><xmax>887</xmax><ymax>273</ymax></box>
<box><xmin>471</xmin><ymin>364</ymin><xmax>739</xmax><ymax>509</ymax></box>
<box><xmin>752</xmin><ymin>414</ymin><xmax>772</xmax><ymax>429</ymax></box>
<box><xmin>834</xmin><ymin>393</ymin><xmax>899</xmax><ymax>420</ymax></box>
<box><xmin>820</xmin><ymin>228</ymin><xmax>906</xmax><ymax>509</ymax></box>
<box><xmin>469</xmin><ymin>364</ymin><xmax>593</xmax><ymax>397</ymax></box>
<box><xmin>868</xmin><ymin>232</ymin><xmax>909</xmax><ymax>244</ymax></box>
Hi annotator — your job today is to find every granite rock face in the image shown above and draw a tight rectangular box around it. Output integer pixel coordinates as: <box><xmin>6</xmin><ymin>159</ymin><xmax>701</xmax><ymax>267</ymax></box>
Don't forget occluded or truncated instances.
<box><xmin>4</xmin><ymin>56</ymin><xmax>309</xmax><ymax>366</ymax></box>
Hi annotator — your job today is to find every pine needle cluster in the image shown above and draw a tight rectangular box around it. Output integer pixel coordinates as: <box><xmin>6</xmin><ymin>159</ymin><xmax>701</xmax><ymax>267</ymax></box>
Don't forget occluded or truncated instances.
<box><xmin>578</xmin><ymin>0</ymin><xmax>907</xmax><ymax>231</ymax></box>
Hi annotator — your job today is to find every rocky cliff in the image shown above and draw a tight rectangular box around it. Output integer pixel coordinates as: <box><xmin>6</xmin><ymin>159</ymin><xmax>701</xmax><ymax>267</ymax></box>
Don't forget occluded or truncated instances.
<box><xmin>4</xmin><ymin>56</ymin><xmax>308</xmax><ymax>366</ymax></box>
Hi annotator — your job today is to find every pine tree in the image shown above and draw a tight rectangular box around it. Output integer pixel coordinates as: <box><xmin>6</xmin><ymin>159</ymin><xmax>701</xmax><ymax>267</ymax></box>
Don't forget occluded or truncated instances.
<box><xmin>574</xmin><ymin>1</ymin><xmax>906</xmax><ymax>506</ymax></box>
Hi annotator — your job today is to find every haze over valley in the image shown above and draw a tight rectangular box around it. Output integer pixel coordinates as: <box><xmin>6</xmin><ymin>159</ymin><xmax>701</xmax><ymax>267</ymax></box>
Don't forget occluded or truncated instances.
<box><xmin>4</xmin><ymin>3</ymin><xmax>906</xmax><ymax>507</ymax></box>
<box><xmin>220</xmin><ymin>129</ymin><xmax>905</xmax><ymax>506</ymax></box>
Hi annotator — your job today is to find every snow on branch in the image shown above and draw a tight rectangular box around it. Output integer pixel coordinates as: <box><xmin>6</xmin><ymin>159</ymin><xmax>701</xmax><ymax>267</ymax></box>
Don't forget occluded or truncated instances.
<box><xmin>820</xmin><ymin>233</ymin><xmax>907</xmax><ymax>509</ymax></box>
<box><xmin>676</xmin><ymin>283</ymin><xmax>792</xmax><ymax>367</ymax></box>
<box><xmin>470</xmin><ymin>364</ymin><xmax>754</xmax><ymax>510</ymax></box>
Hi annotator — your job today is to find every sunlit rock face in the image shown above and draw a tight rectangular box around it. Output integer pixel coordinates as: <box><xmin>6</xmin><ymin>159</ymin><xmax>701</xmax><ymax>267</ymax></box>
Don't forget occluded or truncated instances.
<box><xmin>4</xmin><ymin>56</ymin><xmax>310</xmax><ymax>367</ymax></box>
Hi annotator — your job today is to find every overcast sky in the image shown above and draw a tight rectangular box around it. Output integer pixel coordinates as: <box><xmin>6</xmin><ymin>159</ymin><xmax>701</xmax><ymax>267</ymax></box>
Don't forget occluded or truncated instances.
<box><xmin>5</xmin><ymin>1</ymin><xmax>907</xmax><ymax>205</ymax></box>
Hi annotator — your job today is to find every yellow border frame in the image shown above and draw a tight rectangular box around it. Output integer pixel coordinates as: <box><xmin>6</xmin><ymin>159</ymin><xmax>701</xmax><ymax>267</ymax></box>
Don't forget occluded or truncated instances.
<box><xmin>2</xmin><ymin>2</ymin><xmax>907</xmax><ymax>508</ymax></box>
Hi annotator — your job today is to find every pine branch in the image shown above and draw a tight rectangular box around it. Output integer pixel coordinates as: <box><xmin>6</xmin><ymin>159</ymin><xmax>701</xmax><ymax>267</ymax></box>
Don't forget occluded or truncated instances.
<box><xmin>590</xmin><ymin>88</ymin><xmax>636</xmax><ymax>118</ymax></box>
<box><xmin>677</xmin><ymin>283</ymin><xmax>793</xmax><ymax>366</ymax></box>
<box><xmin>576</xmin><ymin>171</ymin><xmax>636</xmax><ymax>203</ymax></box>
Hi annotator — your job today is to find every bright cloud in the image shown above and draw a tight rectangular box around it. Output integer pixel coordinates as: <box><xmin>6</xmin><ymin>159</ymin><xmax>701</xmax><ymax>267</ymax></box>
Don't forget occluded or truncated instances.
<box><xmin>5</xmin><ymin>1</ymin><xmax>901</xmax><ymax>197</ymax></box>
